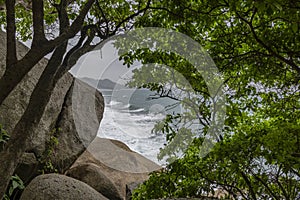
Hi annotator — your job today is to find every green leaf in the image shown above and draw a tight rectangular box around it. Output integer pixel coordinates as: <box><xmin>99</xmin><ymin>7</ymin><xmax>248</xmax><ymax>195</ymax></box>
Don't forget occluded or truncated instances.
<box><xmin>292</xmin><ymin>23</ymin><xmax>298</xmax><ymax>33</ymax></box>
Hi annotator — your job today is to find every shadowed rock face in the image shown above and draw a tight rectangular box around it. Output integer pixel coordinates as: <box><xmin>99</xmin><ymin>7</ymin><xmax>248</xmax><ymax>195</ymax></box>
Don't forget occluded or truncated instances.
<box><xmin>0</xmin><ymin>31</ymin><xmax>104</xmax><ymax>179</ymax></box>
<box><xmin>20</xmin><ymin>174</ymin><xmax>108</xmax><ymax>200</ymax></box>
<box><xmin>0</xmin><ymin>31</ymin><xmax>49</xmax><ymax>132</ymax></box>
<box><xmin>50</xmin><ymin>78</ymin><xmax>105</xmax><ymax>173</ymax></box>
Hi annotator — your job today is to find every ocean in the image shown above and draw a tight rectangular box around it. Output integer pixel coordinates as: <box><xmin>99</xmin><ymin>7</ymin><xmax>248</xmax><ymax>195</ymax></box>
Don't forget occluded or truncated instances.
<box><xmin>97</xmin><ymin>88</ymin><xmax>180</xmax><ymax>166</ymax></box>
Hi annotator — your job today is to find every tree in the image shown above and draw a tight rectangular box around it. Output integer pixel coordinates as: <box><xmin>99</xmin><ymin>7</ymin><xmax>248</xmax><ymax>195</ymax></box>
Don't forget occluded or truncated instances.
<box><xmin>112</xmin><ymin>0</ymin><xmax>300</xmax><ymax>199</ymax></box>
<box><xmin>0</xmin><ymin>0</ymin><xmax>151</xmax><ymax>198</ymax></box>
<box><xmin>1</xmin><ymin>0</ymin><xmax>299</xmax><ymax>198</ymax></box>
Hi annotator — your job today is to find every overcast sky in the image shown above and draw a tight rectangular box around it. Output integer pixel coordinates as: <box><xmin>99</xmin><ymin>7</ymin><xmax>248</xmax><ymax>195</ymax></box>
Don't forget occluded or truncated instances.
<box><xmin>70</xmin><ymin>41</ymin><xmax>140</xmax><ymax>85</ymax></box>
<box><xmin>20</xmin><ymin>34</ymin><xmax>136</xmax><ymax>84</ymax></box>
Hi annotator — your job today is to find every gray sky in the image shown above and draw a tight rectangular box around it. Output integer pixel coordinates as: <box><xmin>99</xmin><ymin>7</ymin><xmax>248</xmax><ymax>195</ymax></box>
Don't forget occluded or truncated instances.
<box><xmin>70</xmin><ymin>41</ymin><xmax>139</xmax><ymax>84</ymax></box>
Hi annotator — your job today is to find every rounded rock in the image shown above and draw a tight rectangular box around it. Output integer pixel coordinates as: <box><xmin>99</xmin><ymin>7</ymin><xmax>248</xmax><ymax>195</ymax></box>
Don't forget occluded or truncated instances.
<box><xmin>20</xmin><ymin>173</ymin><xmax>108</xmax><ymax>200</ymax></box>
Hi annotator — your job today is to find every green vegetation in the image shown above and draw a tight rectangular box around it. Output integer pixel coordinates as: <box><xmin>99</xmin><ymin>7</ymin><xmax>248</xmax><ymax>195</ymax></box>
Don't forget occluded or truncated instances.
<box><xmin>38</xmin><ymin>129</ymin><xmax>60</xmax><ymax>174</ymax></box>
<box><xmin>0</xmin><ymin>0</ymin><xmax>299</xmax><ymax>199</ymax></box>
<box><xmin>0</xmin><ymin>125</ymin><xmax>25</xmax><ymax>199</ymax></box>
<box><xmin>3</xmin><ymin>175</ymin><xmax>25</xmax><ymax>200</ymax></box>
<box><xmin>116</xmin><ymin>0</ymin><xmax>300</xmax><ymax>199</ymax></box>
<box><xmin>132</xmin><ymin>119</ymin><xmax>300</xmax><ymax>199</ymax></box>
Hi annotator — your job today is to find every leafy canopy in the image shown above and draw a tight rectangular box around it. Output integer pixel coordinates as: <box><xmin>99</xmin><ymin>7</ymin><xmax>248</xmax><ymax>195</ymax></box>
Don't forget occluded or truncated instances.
<box><xmin>113</xmin><ymin>0</ymin><xmax>300</xmax><ymax>199</ymax></box>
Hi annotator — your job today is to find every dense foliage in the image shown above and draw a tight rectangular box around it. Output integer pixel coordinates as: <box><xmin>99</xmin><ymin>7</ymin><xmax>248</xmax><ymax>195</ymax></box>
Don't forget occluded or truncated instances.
<box><xmin>114</xmin><ymin>0</ymin><xmax>300</xmax><ymax>199</ymax></box>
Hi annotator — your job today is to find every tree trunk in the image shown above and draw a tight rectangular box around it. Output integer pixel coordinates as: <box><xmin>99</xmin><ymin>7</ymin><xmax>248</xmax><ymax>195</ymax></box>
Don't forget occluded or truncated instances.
<box><xmin>0</xmin><ymin>121</ymin><xmax>33</xmax><ymax>199</ymax></box>
<box><xmin>0</xmin><ymin>1</ymin><xmax>97</xmax><ymax>198</ymax></box>
<box><xmin>0</xmin><ymin>41</ymin><xmax>68</xmax><ymax>198</ymax></box>
<box><xmin>0</xmin><ymin>0</ymin><xmax>95</xmax><ymax>106</ymax></box>
<box><xmin>0</xmin><ymin>47</ymin><xmax>54</xmax><ymax>106</ymax></box>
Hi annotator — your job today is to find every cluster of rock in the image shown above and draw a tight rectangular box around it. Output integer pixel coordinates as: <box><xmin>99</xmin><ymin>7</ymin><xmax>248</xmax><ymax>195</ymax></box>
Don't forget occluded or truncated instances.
<box><xmin>0</xmin><ymin>31</ymin><xmax>161</xmax><ymax>199</ymax></box>
<box><xmin>20</xmin><ymin>138</ymin><xmax>162</xmax><ymax>200</ymax></box>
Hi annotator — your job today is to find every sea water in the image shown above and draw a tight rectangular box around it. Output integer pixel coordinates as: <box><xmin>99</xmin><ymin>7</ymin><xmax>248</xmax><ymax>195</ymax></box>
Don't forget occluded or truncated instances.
<box><xmin>97</xmin><ymin>88</ymin><xmax>180</xmax><ymax>166</ymax></box>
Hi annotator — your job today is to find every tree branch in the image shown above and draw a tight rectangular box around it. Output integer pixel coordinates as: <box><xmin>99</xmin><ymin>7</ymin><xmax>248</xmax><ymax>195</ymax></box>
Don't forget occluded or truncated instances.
<box><xmin>58</xmin><ymin>0</ymin><xmax>70</xmax><ymax>33</ymax></box>
<box><xmin>5</xmin><ymin>0</ymin><xmax>17</xmax><ymax>67</ymax></box>
<box><xmin>61</xmin><ymin>25</ymin><xmax>92</xmax><ymax>67</ymax></box>
<box><xmin>55</xmin><ymin>0</ymin><xmax>95</xmax><ymax>41</ymax></box>
<box><xmin>197</xmin><ymin>167</ymin><xmax>248</xmax><ymax>199</ymax></box>
<box><xmin>235</xmin><ymin>9</ymin><xmax>300</xmax><ymax>75</ymax></box>
<box><xmin>0</xmin><ymin>0</ymin><xmax>96</xmax><ymax>106</ymax></box>
<box><xmin>32</xmin><ymin>0</ymin><xmax>47</xmax><ymax>47</ymax></box>
<box><xmin>249</xmin><ymin>169</ymin><xmax>280</xmax><ymax>200</ymax></box>
<box><xmin>275</xmin><ymin>165</ymin><xmax>289</xmax><ymax>199</ymax></box>
<box><xmin>239</xmin><ymin>169</ymin><xmax>257</xmax><ymax>200</ymax></box>
<box><xmin>113</xmin><ymin>0</ymin><xmax>151</xmax><ymax>34</ymax></box>
<box><xmin>95</xmin><ymin>0</ymin><xmax>109</xmax><ymax>36</ymax></box>
<box><xmin>290</xmin><ymin>168</ymin><xmax>300</xmax><ymax>178</ymax></box>
<box><xmin>58</xmin><ymin>28</ymin><xmax>107</xmax><ymax>80</ymax></box>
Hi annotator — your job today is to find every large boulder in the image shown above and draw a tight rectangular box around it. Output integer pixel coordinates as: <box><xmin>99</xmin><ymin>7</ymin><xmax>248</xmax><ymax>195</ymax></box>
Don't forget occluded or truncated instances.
<box><xmin>66</xmin><ymin>163</ymin><xmax>122</xmax><ymax>200</ymax></box>
<box><xmin>0</xmin><ymin>31</ymin><xmax>104</xmax><ymax>174</ymax></box>
<box><xmin>66</xmin><ymin>137</ymin><xmax>162</xmax><ymax>199</ymax></box>
<box><xmin>20</xmin><ymin>173</ymin><xmax>108</xmax><ymax>200</ymax></box>
<box><xmin>0</xmin><ymin>31</ymin><xmax>49</xmax><ymax>132</ymax></box>
<box><xmin>49</xmin><ymin>78</ymin><xmax>104</xmax><ymax>172</ymax></box>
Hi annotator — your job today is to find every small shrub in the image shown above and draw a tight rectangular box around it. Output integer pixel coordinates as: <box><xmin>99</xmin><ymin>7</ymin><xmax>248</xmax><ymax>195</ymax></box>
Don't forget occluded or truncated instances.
<box><xmin>3</xmin><ymin>174</ymin><xmax>25</xmax><ymax>200</ymax></box>
<box><xmin>38</xmin><ymin>128</ymin><xmax>60</xmax><ymax>174</ymax></box>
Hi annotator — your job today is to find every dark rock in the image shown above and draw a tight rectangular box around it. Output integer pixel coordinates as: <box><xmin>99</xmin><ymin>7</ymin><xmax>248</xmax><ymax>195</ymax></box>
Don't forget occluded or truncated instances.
<box><xmin>14</xmin><ymin>153</ymin><xmax>39</xmax><ymax>185</ymax></box>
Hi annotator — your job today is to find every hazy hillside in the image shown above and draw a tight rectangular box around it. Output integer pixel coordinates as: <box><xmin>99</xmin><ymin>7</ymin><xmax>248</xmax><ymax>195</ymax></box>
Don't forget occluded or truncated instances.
<box><xmin>79</xmin><ymin>77</ymin><xmax>127</xmax><ymax>90</ymax></box>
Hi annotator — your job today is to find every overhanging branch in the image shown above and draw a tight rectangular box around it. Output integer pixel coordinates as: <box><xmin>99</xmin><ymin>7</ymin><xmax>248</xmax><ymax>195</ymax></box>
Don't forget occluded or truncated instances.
<box><xmin>236</xmin><ymin>9</ymin><xmax>300</xmax><ymax>76</ymax></box>
<box><xmin>113</xmin><ymin>0</ymin><xmax>151</xmax><ymax>34</ymax></box>
<box><xmin>0</xmin><ymin>0</ymin><xmax>96</xmax><ymax>106</ymax></box>
<box><xmin>58</xmin><ymin>0</ymin><xmax>70</xmax><ymax>33</ymax></box>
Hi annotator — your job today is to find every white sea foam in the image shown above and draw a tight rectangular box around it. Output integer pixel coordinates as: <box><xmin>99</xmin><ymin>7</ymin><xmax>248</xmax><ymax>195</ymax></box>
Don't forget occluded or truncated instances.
<box><xmin>98</xmin><ymin>102</ymin><xmax>167</xmax><ymax>166</ymax></box>
<box><xmin>97</xmin><ymin>88</ymin><xmax>182</xmax><ymax>166</ymax></box>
